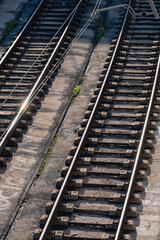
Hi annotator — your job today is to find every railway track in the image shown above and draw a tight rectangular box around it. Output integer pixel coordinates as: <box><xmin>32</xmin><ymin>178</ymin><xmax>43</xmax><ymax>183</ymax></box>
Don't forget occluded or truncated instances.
<box><xmin>0</xmin><ymin>0</ymin><xmax>88</xmax><ymax>166</ymax></box>
<box><xmin>33</xmin><ymin>0</ymin><xmax>160</xmax><ymax>239</ymax></box>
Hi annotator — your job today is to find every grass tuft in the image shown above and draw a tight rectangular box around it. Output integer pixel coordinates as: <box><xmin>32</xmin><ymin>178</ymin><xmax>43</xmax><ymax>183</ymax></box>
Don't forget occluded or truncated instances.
<box><xmin>96</xmin><ymin>24</ymin><xmax>104</xmax><ymax>44</ymax></box>
<box><xmin>5</xmin><ymin>19</ymin><xmax>17</xmax><ymax>36</ymax></box>
<box><xmin>35</xmin><ymin>134</ymin><xmax>59</xmax><ymax>178</ymax></box>
<box><xmin>70</xmin><ymin>74</ymin><xmax>85</xmax><ymax>104</ymax></box>
<box><xmin>73</xmin><ymin>85</ymin><xmax>80</xmax><ymax>98</ymax></box>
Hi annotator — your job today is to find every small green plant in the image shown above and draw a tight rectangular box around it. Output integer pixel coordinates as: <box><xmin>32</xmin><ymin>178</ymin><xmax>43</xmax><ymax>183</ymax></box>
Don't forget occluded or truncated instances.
<box><xmin>35</xmin><ymin>134</ymin><xmax>59</xmax><ymax>178</ymax></box>
<box><xmin>73</xmin><ymin>85</ymin><xmax>80</xmax><ymax>98</ymax></box>
<box><xmin>70</xmin><ymin>74</ymin><xmax>85</xmax><ymax>104</ymax></box>
<box><xmin>5</xmin><ymin>19</ymin><xmax>17</xmax><ymax>36</ymax></box>
<box><xmin>96</xmin><ymin>24</ymin><xmax>104</xmax><ymax>44</ymax></box>
<box><xmin>79</xmin><ymin>74</ymin><xmax>85</xmax><ymax>85</ymax></box>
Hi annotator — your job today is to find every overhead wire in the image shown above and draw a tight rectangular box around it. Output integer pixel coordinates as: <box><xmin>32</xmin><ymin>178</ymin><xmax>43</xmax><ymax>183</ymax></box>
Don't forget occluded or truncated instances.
<box><xmin>0</xmin><ymin>0</ymin><xmax>83</xmax><ymax>110</ymax></box>
<box><xmin>0</xmin><ymin>0</ymin><xmax>104</xmax><ymax>141</ymax></box>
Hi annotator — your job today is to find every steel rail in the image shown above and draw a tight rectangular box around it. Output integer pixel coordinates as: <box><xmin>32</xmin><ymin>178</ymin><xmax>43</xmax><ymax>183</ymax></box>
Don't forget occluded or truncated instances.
<box><xmin>0</xmin><ymin>0</ymin><xmax>83</xmax><ymax>111</ymax></box>
<box><xmin>114</xmin><ymin>27</ymin><xmax>160</xmax><ymax>240</ymax></box>
<box><xmin>38</xmin><ymin>1</ymin><xmax>132</xmax><ymax>239</ymax></box>
<box><xmin>7</xmin><ymin>0</ymin><xmax>99</xmax><ymax>141</ymax></box>
<box><xmin>0</xmin><ymin>0</ymin><xmax>82</xmax><ymax>154</ymax></box>
<box><xmin>0</xmin><ymin>0</ymin><xmax>45</xmax><ymax>68</ymax></box>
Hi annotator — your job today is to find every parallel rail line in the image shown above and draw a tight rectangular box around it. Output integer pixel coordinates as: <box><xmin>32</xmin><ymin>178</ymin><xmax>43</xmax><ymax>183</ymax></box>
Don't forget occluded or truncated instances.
<box><xmin>34</xmin><ymin>0</ymin><xmax>160</xmax><ymax>239</ymax></box>
<box><xmin>0</xmin><ymin>0</ymin><xmax>88</xmax><ymax>166</ymax></box>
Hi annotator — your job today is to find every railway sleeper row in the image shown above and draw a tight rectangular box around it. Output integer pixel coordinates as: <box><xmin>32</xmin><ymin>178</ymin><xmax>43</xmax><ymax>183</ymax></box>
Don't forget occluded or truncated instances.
<box><xmin>33</xmin><ymin>1</ymin><xmax>160</xmax><ymax>238</ymax></box>
<box><xmin>0</xmin><ymin>0</ymin><xmax>89</xmax><ymax>164</ymax></box>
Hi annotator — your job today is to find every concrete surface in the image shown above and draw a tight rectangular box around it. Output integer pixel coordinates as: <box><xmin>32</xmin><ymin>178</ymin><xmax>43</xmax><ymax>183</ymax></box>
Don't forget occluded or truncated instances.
<box><xmin>0</xmin><ymin>0</ymin><xmax>27</xmax><ymax>39</ymax></box>
<box><xmin>0</xmin><ymin>0</ymin><xmax>39</xmax><ymax>58</ymax></box>
<box><xmin>134</xmin><ymin>122</ymin><xmax>160</xmax><ymax>239</ymax></box>
<box><xmin>4</xmin><ymin>0</ymin><xmax>122</xmax><ymax>239</ymax></box>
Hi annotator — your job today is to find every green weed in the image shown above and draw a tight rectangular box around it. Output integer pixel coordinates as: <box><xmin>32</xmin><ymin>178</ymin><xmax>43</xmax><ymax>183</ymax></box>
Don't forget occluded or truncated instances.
<box><xmin>35</xmin><ymin>134</ymin><xmax>59</xmax><ymax>178</ymax></box>
<box><xmin>96</xmin><ymin>25</ymin><xmax>104</xmax><ymax>44</ymax></box>
<box><xmin>70</xmin><ymin>74</ymin><xmax>85</xmax><ymax>104</ymax></box>
<box><xmin>73</xmin><ymin>85</ymin><xmax>80</xmax><ymax>98</ymax></box>
<box><xmin>5</xmin><ymin>19</ymin><xmax>17</xmax><ymax>35</ymax></box>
